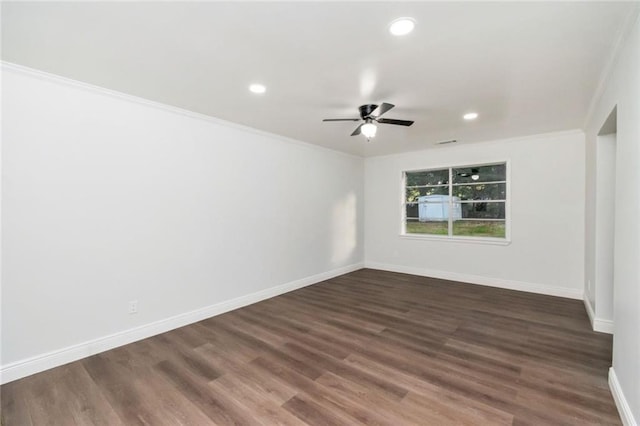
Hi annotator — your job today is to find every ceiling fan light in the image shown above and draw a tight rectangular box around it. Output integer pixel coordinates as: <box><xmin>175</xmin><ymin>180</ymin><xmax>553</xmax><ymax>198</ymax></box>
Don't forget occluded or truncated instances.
<box><xmin>361</xmin><ymin>122</ymin><xmax>377</xmax><ymax>139</ymax></box>
<box><xmin>471</xmin><ymin>168</ymin><xmax>480</xmax><ymax>180</ymax></box>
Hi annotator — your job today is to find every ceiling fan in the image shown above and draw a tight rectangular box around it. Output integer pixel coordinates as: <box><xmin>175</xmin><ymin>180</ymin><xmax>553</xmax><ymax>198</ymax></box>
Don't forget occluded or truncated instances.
<box><xmin>458</xmin><ymin>168</ymin><xmax>480</xmax><ymax>181</ymax></box>
<box><xmin>322</xmin><ymin>103</ymin><xmax>414</xmax><ymax>140</ymax></box>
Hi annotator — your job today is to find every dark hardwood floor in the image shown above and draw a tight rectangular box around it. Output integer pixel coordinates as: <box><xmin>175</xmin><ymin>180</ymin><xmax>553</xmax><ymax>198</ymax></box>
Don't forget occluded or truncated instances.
<box><xmin>1</xmin><ymin>269</ymin><xmax>620</xmax><ymax>425</ymax></box>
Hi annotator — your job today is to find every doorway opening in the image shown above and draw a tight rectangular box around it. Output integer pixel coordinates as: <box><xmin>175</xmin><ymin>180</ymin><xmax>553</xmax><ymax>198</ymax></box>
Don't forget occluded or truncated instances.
<box><xmin>594</xmin><ymin>106</ymin><xmax>617</xmax><ymax>333</ymax></box>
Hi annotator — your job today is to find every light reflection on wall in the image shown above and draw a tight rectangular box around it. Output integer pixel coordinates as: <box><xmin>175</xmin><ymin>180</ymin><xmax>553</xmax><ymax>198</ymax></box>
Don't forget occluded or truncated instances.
<box><xmin>331</xmin><ymin>192</ymin><xmax>357</xmax><ymax>265</ymax></box>
<box><xmin>359</xmin><ymin>69</ymin><xmax>377</xmax><ymax>98</ymax></box>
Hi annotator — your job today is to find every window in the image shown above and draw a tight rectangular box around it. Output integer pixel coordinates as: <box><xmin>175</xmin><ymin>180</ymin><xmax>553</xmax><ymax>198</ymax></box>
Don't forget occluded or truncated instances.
<box><xmin>403</xmin><ymin>162</ymin><xmax>507</xmax><ymax>239</ymax></box>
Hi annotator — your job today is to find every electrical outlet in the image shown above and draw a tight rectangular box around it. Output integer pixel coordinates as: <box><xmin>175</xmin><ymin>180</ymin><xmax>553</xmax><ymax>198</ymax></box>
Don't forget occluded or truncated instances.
<box><xmin>128</xmin><ymin>300</ymin><xmax>138</xmax><ymax>314</ymax></box>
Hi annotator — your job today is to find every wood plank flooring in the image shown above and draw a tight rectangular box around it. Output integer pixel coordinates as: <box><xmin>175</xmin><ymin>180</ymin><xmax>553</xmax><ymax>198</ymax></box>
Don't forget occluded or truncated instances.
<box><xmin>1</xmin><ymin>269</ymin><xmax>620</xmax><ymax>425</ymax></box>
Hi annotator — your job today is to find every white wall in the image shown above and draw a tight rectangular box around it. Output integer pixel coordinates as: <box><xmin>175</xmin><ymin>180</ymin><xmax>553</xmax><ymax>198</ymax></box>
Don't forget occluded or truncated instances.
<box><xmin>364</xmin><ymin>131</ymin><xmax>585</xmax><ymax>299</ymax></box>
<box><xmin>584</xmin><ymin>9</ymin><xmax>640</xmax><ymax>425</ymax></box>
<box><xmin>0</xmin><ymin>65</ymin><xmax>364</xmax><ymax>381</ymax></box>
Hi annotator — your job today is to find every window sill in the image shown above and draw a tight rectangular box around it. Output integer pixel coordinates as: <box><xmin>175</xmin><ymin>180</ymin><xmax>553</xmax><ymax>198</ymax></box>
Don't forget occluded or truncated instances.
<box><xmin>399</xmin><ymin>233</ymin><xmax>511</xmax><ymax>246</ymax></box>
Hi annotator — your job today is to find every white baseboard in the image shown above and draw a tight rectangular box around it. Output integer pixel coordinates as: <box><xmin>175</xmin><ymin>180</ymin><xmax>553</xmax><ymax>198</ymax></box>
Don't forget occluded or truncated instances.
<box><xmin>364</xmin><ymin>261</ymin><xmax>583</xmax><ymax>300</ymax></box>
<box><xmin>609</xmin><ymin>367</ymin><xmax>638</xmax><ymax>426</ymax></box>
<box><xmin>584</xmin><ymin>297</ymin><xmax>596</xmax><ymax>324</ymax></box>
<box><xmin>583</xmin><ymin>298</ymin><xmax>614</xmax><ymax>334</ymax></box>
<box><xmin>0</xmin><ymin>262</ymin><xmax>363</xmax><ymax>385</ymax></box>
<box><xmin>594</xmin><ymin>318</ymin><xmax>615</xmax><ymax>334</ymax></box>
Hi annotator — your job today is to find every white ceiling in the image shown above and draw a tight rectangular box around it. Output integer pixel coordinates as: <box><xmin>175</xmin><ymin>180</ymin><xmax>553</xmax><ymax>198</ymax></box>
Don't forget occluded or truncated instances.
<box><xmin>2</xmin><ymin>2</ymin><xmax>635</xmax><ymax>157</ymax></box>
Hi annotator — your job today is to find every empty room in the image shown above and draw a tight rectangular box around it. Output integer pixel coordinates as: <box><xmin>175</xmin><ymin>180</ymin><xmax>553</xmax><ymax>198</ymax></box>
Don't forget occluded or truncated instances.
<box><xmin>1</xmin><ymin>2</ymin><xmax>639</xmax><ymax>425</ymax></box>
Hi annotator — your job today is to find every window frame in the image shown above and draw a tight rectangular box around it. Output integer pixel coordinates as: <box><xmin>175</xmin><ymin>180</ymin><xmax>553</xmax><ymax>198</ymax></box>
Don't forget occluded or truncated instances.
<box><xmin>400</xmin><ymin>161</ymin><xmax>511</xmax><ymax>245</ymax></box>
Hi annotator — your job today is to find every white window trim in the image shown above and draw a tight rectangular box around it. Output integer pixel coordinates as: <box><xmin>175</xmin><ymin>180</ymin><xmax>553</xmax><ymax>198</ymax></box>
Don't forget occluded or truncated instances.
<box><xmin>400</xmin><ymin>160</ymin><xmax>511</xmax><ymax>244</ymax></box>
<box><xmin>399</xmin><ymin>233</ymin><xmax>512</xmax><ymax>245</ymax></box>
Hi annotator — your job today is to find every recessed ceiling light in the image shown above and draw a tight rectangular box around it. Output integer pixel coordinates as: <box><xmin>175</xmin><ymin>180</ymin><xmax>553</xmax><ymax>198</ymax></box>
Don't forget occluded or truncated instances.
<box><xmin>463</xmin><ymin>112</ymin><xmax>478</xmax><ymax>120</ymax></box>
<box><xmin>249</xmin><ymin>84</ymin><xmax>266</xmax><ymax>94</ymax></box>
<box><xmin>389</xmin><ymin>18</ymin><xmax>415</xmax><ymax>36</ymax></box>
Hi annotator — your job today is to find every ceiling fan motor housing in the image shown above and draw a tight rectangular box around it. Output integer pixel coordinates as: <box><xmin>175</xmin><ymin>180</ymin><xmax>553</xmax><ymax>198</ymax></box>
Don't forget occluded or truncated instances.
<box><xmin>359</xmin><ymin>104</ymin><xmax>378</xmax><ymax>119</ymax></box>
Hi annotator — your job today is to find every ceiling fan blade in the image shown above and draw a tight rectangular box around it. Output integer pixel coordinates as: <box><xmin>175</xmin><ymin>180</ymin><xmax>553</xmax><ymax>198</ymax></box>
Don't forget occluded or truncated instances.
<box><xmin>323</xmin><ymin>118</ymin><xmax>361</xmax><ymax>122</ymax></box>
<box><xmin>370</xmin><ymin>103</ymin><xmax>395</xmax><ymax>117</ymax></box>
<box><xmin>351</xmin><ymin>123</ymin><xmax>364</xmax><ymax>136</ymax></box>
<box><xmin>377</xmin><ymin>118</ymin><xmax>414</xmax><ymax>126</ymax></box>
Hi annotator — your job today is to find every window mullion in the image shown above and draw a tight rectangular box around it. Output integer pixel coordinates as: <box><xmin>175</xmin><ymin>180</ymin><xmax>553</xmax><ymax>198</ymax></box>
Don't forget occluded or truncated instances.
<box><xmin>448</xmin><ymin>168</ymin><xmax>453</xmax><ymax>236</ymax></box>
<box><xmin>401</xmin><ymin>172</ymin><xmax>407</xmax><ymax>234</ymax></box>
